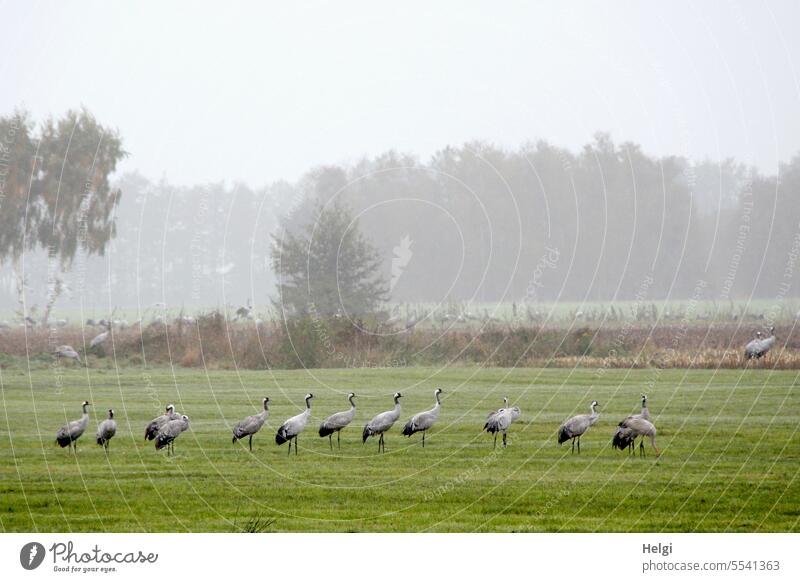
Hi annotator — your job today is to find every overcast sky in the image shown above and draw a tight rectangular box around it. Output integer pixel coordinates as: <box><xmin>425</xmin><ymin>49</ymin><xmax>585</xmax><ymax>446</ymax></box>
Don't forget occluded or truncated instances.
<box><xmin>3</xmin><ymin>1</ymin><xmax>799</xmax><ymax>186</ymax></box>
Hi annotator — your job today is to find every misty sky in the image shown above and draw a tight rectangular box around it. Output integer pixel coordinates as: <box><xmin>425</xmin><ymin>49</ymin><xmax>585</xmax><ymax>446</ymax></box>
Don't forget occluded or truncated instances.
<box><xmin>3</xmin><ymin>1</ymin><xmax>799</xmax><ymax>186</ymax></box>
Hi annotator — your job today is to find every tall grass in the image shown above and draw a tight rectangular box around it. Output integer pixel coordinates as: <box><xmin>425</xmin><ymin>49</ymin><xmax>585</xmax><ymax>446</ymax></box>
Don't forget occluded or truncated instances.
<box><xmin>1</xmin><ymin>311</ymin><xmax>797</xmax><ymax>369</ymax></box>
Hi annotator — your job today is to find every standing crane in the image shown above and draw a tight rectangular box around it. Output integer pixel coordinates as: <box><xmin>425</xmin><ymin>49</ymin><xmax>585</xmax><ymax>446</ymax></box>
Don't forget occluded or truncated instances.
<box><xmin>145</xmin><ymin>404</ymin><xmax>180</xmax><ymax>441</ymax></box>
<box><xmin>557</xmin><ymin>400</ymin><xmax>599</xmax><ymax>454</ymax></box>
<box><xmin>275</xmin><ymin>394</ymin><xmax>314</xmax><ymax>455</ymax></box>
<box><xmin>56</xmin><ymin>401</ymin><xmax>90</xmax><ymax>452</ymax></box>
<box><xmin>402</xmin><ymin>388</ymin><xmax>443</xmax><ymax>447</ymax></box>
<box><xmin>96</xmin><ymin>409</ymin><xmax>117</xmax><ymax>452</ymax></box>
<box><xmin>89</xmin><ymin>321</ymin><xmax>111</xmax><ymax>351</ymax></box>
<box><xmin>612</xmin><ymin>417</ymin><xmax>660</xmax><ymax>457</ymax></box>
<box><xmin>612</xmin><ymin>394</ymin><xmax>650</xmax><ymax>454</ymax></box>
<box><xmin>319</xmin><ymin>393</ymin><xmax>356</xmax><ymax>450</ymax></box>
<box><xmin>744</xmin><ymin>327</ymin><xmax>776</xmax><ymax>359</ymax></box>
<box><xmin>484</xmin><ymin>397</ymin><xmax>521</xmax><ymax>448</ymax></box>
<box><xmin>155</xmin><ymin>415</ymin><xmax>190</xmax><ymax>455</ymax></box>
<box><xmin>53</xmin><ymin>345</ymin><xmax>84</xmax><ymax>366</ymax></box>
<box><xmin>485</xmin><ymin>396</ymin><xmax>509</xmax><ymax>428</ymax></box>
<box><xmin>232</xmin><ymin>397</ymin><xmax>270</xmax><ymax>451</ymax></box>
<box><xmin>363</xmin><ymin>392</ymin><xmax>402</xmax><ymax>453</ymax></box>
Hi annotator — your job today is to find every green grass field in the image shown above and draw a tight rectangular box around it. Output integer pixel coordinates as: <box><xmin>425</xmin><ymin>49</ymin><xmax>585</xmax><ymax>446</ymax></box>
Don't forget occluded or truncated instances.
<box><xmin>0</xmin><ymin>366</ymin><xmax>798</xmax><ymax>532</ymax></box>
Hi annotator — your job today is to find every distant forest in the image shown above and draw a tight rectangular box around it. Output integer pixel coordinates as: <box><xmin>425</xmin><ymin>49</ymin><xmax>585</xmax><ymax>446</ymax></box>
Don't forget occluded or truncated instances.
<box><xmin>2</xmin><ymin>134</ymin><xmax>799</xmax><ymax>314</ymax></box>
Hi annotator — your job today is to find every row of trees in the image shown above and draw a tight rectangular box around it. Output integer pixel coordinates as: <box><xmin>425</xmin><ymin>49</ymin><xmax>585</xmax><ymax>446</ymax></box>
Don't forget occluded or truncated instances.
<box><xmin>2</xmin><ymin>108</ymin><xmax>799</xmax><ymax>320</ymax></box>
<box><xmin>274</xmin><ymin>136</ymin><xmax>800</xmax><ymax>312</ymax></box>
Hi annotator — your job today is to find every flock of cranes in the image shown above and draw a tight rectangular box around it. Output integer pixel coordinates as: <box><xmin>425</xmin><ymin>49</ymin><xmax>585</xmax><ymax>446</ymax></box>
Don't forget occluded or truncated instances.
<box><xmin>39</xmin><ymin>326</ymin><xmax>771</xmax><ymax>460</ymax></box>
<box><xmin>52</xmin><ymin>391</ymin><xmax>660</xmax><ymax>458</ymax></box>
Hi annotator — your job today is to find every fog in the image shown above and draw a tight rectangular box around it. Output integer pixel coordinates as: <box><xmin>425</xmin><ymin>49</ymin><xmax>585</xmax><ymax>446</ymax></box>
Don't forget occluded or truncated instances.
<box><xmin>4</xmin><ymin>1</ymin><xmax>799</xmax><ymax>185</ymax></box>
<box><xmin>2</xmin><ymin>1</ymin><xmax>800</xmax><ymax>314</ymax></box>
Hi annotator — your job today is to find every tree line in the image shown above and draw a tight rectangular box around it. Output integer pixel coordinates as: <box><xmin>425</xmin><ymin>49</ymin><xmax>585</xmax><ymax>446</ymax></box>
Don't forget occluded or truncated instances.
<box><xmin>278</xmin><ymin>134</ymin><xmax>800</xmax><ymax>310</ymax></box>
<box><xmin>2</xmin><ymin>108</ymin><xmax>799</xmax><ymax>319</ymax></box>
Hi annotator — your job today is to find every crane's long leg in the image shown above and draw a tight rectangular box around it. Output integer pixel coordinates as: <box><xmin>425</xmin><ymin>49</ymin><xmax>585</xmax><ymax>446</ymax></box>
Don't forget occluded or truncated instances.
<box><xmin>493</xmin><ymin>433</ymin><xmax>497</xmax><ymax>449</ymax></box>
<box><xmin>571</xmin><ymin>437</ymin><xmax>575</xmax><ymax>454</ymax></box>
<box><xmin>639</xmin><ymin>439</ymin><xmax>645</xmax><ymax>457</ymax></box>
<box><xmin>337</xmin><ymin>431</ymin><xmax>340</xmax><ymax>449</ymax></box>
<box><xmin>249</xmin><ymin>435</ymin><xmax>252</xmax><ymax>452</ymax></box>
<box><xmin>422</xmin><ymin>432</ymin><xmax>425</xmax><ymax>447</ymax></box>
<box><xmin>329</xmin><ymin>434</ymin><xmax>333</xmax><ymax>451</ymax></box>
<box><xmin>503</xmin><ymin>431</ymin><xmax>507</xmax><ymax>448</ymax></box>
<box><xmin>287</xmin><ymin>439</ymin><xmax>292</xmax><ymax>456</ymax></box>
<box><xmin>295</xmin><ymin>436</ymin><xmax>299</xmax><ymax>455</ymax></box>
<box><xmin>577</xmin><ymin>437</ymin><xmax>581</xmax><ymax>454</ymax></box>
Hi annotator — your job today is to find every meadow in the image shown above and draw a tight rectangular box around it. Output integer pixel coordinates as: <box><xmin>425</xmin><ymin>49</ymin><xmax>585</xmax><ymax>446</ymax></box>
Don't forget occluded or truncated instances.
<box><xmin>0</xmin><ymin>366</ymin><xmax>798</xmax><ymax>532</ymax></box>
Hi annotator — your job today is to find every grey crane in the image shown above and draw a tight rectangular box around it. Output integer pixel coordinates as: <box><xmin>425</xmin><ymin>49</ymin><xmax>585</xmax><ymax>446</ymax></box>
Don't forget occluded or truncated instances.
<box><xmin>155</xmin><ymin>414</ymin><xmax>190</xmax><ymax>455</ymax></box>
<box><xmin>612</xmin><ymin>394</ymin><xmax>650</xmax><ymax>454</ymax></box>
<box><xmin>89</xmin><ymin>330</ymin><xmax>109</xmax><ymax>349</ymax></box>
<box><xmin>612</xmin><ymin>416</ymin><xmax>660</xmax><ymax>457</ymax></box>
<box><xmin>362</xmin><ymin>392</ymin><xmax>402</xmax><ymax>453</ymax></box>
<box><xmin>402</xmin><ymin>388</ymin><xmax>443</xmax><ymax>447</ymax></box>
<box><xmin>484</xmin><ymin>397</ymin><xmax>521</xmax><ymax>448</ymax></box>
<box><xmin>405</xmin><ymin>311</ymin><xmax>421</xmax><ymax>331</ymax></box>
<box><xmin>484</xmin><ymin>396</ymin><xmax>510</xmax><ymax>428</ymax></box>
<box><xmin>53</xmin><ymin>345</ymin><xmax>84</xmax><ymax>366</ymax></box>
<box><xmin>744</xmin><ymin>331</ymin><xmax>763</xmax><ymax>359</ymax></box>
<box><xmin>144</xmin><ymin>404</ymin><xmax>180</xmax><ymax>441</ymax></box>
<box><xmin>96</xmin><ymin>409</ymin><xmax>117</xmax><ymax>452</ymax></box>
<box><xmin>745</xmin><ymin>327</ymin><xmax>776</xmax><ymax>359</ymax></box>
<box><xmin>89</xmin><ymin>322</ymin><xmax>111</xmax><ymax>350</ymax></box>
<box><xmin>275</xmin><ymin>393</ymin><xmax>313</xmax><ymax>455</ymax></box>
<box><xmin>56</xmin><ymin>401</ymin><xmax>90</xmax><ymax>451</ymax></box>
<box><xmin>232</xmin><ymin>397</ymin><xmax>270</xmax><ymax>451</ymax></box>
<box><xmin>557</xmin><ymin>400</ymin><xmax>599</xmax><ymax>454</ymax></box>
<box><xmin>319</xmin><ymin>393</ymin><xmax>356</xmax><ymax>450</ymax></box>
